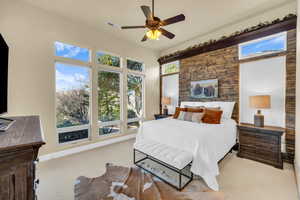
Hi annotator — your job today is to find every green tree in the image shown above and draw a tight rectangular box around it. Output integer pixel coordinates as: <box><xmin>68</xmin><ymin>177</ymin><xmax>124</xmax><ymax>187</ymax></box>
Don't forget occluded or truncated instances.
<box><xmin>98</xmin><ymin>71</ymin><xmax>120</xmax><ymax>122</ymax></box>
<box><xmin>56</xmin><ymin>87</ymin><xmax>89</xmax><ymax>128</ymax></box>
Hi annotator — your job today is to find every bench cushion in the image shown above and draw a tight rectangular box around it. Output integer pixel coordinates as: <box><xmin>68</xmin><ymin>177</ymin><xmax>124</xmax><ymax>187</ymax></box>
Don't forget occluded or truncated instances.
<box><xmin>134</xmin><ymin>139</ymin><xmax>193</xmax><ymax>170</ymax></box>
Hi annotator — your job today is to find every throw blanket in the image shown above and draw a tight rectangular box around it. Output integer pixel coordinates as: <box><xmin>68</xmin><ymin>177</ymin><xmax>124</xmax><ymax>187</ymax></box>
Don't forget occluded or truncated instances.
<box><xmin>75</xmin><ymin>164</ymin><xmax>224</xmax><ymax>200</ymax></box>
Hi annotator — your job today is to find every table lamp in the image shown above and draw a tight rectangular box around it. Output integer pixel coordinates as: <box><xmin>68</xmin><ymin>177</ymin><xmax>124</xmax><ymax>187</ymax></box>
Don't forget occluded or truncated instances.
<box><xmin>162</xmin><ymin>97</ymin><xmax>171</xmax><ymax>115</ymax></box>
<box><xmin>249</xmin><ymin>95</ymin><xmax>271</xmax><ymax>127</ymax></box>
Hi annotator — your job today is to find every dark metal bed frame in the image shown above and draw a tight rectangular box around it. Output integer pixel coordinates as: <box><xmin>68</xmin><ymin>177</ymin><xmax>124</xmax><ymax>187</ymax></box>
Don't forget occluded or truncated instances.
<box><xmin>133</xmin><ymin>144</ymin><xmax>236</xmax><ymax>191</ymax></box>
<box><xmin>134</xmin><ymin>148</ymin><xmax>193</xmax><ymax>190</ymax></box>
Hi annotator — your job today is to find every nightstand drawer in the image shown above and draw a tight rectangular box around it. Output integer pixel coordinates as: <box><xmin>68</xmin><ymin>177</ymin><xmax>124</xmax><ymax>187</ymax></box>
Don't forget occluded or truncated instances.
<box><xmin>239</xmin><ymin>131</ymin><xmax>278</xmax><ymax>145</ymax></box>
<box><xmin>239</xmin><ymin>145</ymin><xmax>279</xmax><ymax>164</ymax></box>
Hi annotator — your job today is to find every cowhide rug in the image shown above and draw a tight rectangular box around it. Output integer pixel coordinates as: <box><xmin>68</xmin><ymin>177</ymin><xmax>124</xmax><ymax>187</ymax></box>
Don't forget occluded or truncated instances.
<box><xmin>74</xmin><ymin>164</ymin><xmax>224</xmax><ymax>200</ymax></box>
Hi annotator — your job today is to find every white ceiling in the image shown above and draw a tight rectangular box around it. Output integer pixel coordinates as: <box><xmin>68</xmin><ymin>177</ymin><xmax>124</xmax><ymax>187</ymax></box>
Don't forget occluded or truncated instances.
<box><xmin>22</xmin><ymin>0</ymin><xmax>294</xmax><ymax>51</ymax></box>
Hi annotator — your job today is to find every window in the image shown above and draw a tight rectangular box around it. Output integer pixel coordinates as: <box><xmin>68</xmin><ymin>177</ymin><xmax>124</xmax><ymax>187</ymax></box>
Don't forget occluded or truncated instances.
<box><xmin>162</xmin><ymin>60</ymin><xmax>179</xmax><ymax>74</ymax></box>
<box><xmin>55</xmin><ymin>41</ymin><xmax>90</xmax><ymax>62</ymax></box>
<box><xmin>160</xmin><ymin>61</ymin><xmax>179</xmax><ymax>114</ymax></box>
<box><xmin>127</xmin><ymin>74</ymin><xmax>144</xmax><ymax>130</ymax></box>
<box><xmin>55</xmin><ymin>41</ymin><xmax>145</xmax><ymax>144</ymax></box>
<box><xmin>127</xmin><ymin>59</ymin><xmax>144</xmax><ymax>72</ymax></box>
<box><xmin>98</xmin><ymin>71</ymin><xmax>121</xmax><ymax>136</ymax></box>
<box><xmin>239</xmin><ymin>32</ymin><xmax>287</xmax><ymax>59</ymax></box>
<box><xmin>96</xmin><ymin>52</ymin><xmax>120</xmax><ymax>67</ymax></box>
<box><xmin>55</xmin><ymin>62</ymin><xmax>91</xmax><ymax>143</ymax></box>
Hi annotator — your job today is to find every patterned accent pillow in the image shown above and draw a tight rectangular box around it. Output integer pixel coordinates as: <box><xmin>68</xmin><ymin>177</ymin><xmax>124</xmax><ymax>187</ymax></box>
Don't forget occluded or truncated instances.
<box><xmin>177</xmin><ymin>111</ymin><xmax>186</xmax><ymax>120</ymax></box>
<box><xmin>191</xmin><ymin>112</ymin><xmax>205</xmax><ymax>122</ymax></box>
<box><xmin>177</xmin><ymin>111</ymin><xmax>204</xmax><ymax>123</ymax></box>
<box><xmin>173</xmin><ymin>107</ymin><xmax>188</xmax><ymax>119</ymax></box>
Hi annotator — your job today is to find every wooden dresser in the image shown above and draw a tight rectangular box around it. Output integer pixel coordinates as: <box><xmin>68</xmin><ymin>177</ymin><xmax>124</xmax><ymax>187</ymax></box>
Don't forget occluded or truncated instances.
<box><xmin>237</xmin><ymin>123</ymin><xmax>284</xmax><ymax>169</ymax></box>
<box><xmin>0</xmin><ymin>116</ymin><xmax>45</xmax><ymax>200</ymax></box>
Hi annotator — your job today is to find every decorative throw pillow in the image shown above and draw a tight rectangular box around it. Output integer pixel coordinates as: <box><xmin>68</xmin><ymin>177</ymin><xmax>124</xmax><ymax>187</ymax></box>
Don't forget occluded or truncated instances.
<box><xmin>177</xmin><ymin>111</ymin><xmax>186</xmax><ymax>120</ymax></box>
<box><xmin>184</xmin><ymin>105</ymin><xmax>205</xmax><ymax>109</ymax></box>
<box><xmin>173</xmin><ymin>107</ymin><xmax>187</xmax><ymax>119</ymax></box>
<box><xmin>202</xmin><ymin>109</ymin><xmax>223</xmax><ymax>124</ymax></box>
<box><xmin>191</xmin><ymin>112</ymin><xmax>205</xmax><ymax>123</ymax></box>
<box><xmin>186</xmin><ymin>107</ymin><xmax>205</xmax><ymax>113</ymax></box>
<box><xmin>177</xmin><ymin>111</ymin><xmax>204</xmax><ymax>123</ymax></box>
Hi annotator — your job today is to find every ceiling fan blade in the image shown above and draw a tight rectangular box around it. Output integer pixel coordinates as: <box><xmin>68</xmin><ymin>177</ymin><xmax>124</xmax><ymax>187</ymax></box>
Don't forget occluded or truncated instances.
<box><xmin>159</xmin><ymin>28</ymin><xmax>175</xmax><ymax>39</ymax></box>
<box><xmin>161</xmin><ymin>14</ymin><xmax>185</xmax><ymax>26</ymax></box>
<box><xmin>141</xmin><ymin>5</ymin><xmax>153</xmax><ymax>20</ymax></box>
<box><xmin>121</xmin><ymin>26</ymin><xmax>146</xmax><ymax>29</ymax></box>
<box><xmin>141</xmin><ymin>35</ymin><xmax>148</xmax><ymax>42</ymax></box>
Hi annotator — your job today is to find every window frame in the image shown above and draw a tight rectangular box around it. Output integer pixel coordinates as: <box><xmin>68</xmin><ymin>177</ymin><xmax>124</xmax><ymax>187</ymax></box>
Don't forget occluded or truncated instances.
<box><xmin>95</xmin><ymin>50</ymin><xmax>122</xmax><ymax>68</ymax></box>
<box><xmin>126</xmin><ymin>72</ymin><xmax>145</xmax><ymax>132</ymax></box>
<box><xmin>159</xmin><ymin>60</ymin><xmax>180</xmax><ymax>114</ymax></box>
<box><xmin>238</xmin><ymin>32</ymin><xmax>287</xmax><ymax>60</ymax></box>
<box><xmin>126</xmin><ymin>57</ymin><xmax>145</xmax><ymax>73</ymax></box>
<box><xmin>54</xmin><ymin>42</ymin><xmax>146</xmax><ymax>145</ymax></box>
<box><xmin>54</xmin><ymin>61</ymin><xmax>92</xmax><ymax>145</ymax></box>
<box><xmin>97</xmin><ymin>68</ymin><xmax>123</xmax><ymax>137</ymax></box>
<box><xmin>161</xmin><ymin>60</ymin><xmax>180</xmax><ymax>75</ymax></box>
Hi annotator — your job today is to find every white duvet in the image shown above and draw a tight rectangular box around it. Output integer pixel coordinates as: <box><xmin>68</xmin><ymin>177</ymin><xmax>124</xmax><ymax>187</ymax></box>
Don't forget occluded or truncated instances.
<box><xmin>135</xmin><ymin>118</ymin><xmax>237</xmax><ymax>191</ymax></box>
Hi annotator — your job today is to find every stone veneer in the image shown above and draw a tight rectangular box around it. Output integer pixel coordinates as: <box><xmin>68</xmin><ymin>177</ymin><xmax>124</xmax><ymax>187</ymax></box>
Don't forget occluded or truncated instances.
<box><xmin>179</xmin><ymin>29</ymin><xmax>296</xmax><ymax>162</ymax></box>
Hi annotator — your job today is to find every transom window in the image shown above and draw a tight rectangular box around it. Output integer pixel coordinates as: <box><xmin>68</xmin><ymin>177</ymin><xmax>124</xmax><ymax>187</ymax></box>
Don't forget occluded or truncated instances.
<box><xmin>239</xmin><ymin>32</ymin><xmax>287</xmax><ymax>60</ymax></box>
<box><xmin>54</xmin><ymin>41</ymin><xmax>145</xmax><ymax>144</ymax></box>
<box><xmin>161</xmin><ymin>60</ymin><xmax>180</xmax><ymax>74</ymax></box>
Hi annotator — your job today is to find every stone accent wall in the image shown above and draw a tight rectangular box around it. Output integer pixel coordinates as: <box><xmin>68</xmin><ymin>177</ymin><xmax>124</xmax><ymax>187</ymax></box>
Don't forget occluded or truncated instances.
<box><xmin>180</xmin><ymin>46</ymin><xmax>240</xmax><ymax>121</ymax></box>
<box><xmin>285</xmin><ymin>29</ymin><xmax>296</xmax><ymax>162</ymax></box>
<box><xmin>179</xmin><ymin>29</ymin><xmax>296</xmax><ymax>162</ymax></box>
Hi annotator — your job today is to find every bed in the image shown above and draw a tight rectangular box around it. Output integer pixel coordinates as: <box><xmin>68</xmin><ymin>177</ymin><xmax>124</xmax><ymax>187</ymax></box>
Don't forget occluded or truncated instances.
<box><xmin>134</xmin><ymin>101</ymin><xmax>237</xmax><ymax>191</ymax></box>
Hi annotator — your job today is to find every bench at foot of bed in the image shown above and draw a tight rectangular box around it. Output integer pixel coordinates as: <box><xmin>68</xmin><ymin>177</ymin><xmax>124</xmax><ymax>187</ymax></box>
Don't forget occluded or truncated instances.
<box><xmin>134</xmin><ymin>140</ymin><xmax>193</xmax><ymax>190</ymax></box>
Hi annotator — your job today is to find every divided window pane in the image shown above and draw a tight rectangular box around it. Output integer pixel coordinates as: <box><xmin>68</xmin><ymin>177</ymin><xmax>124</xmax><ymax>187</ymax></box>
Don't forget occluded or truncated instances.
<box><xmin>239</xmin><ymin>32</ymin><xmax>287</xmax><ymax>59</ymax></box>
<box><xmin>99</xmin><ymin>125</ymin><xmax>120</xmax><ymax>136</ymax></box>
<box><xmin>127</xmin><ymin>59</ymin><xmax>144</xmax><ymax>72</ymax></box>
<box><xmin>162</xmin><ymin>61</ymin><xmax>179</xmax><ymax>74</ymax></box>
<box><xmin>98</xmin><ymin>71</ymin><xmax>121</xmax><ymax>122</ymax></box>
<box><xmin>127</xmin><ymin>121</ymin><xmax>140</xmax><ymax>130</ymax></box>
<box><xmin>96</xmin><ymin>52</ymin><xmax>121</xmax><ymax>67</ymax></box>
<box><xmin>54</xmin><ymin>41</ymin><xmax>90</xmax><ymax>62</ymax></box>
<box><xmin>127</xmin><ymin>74</ymin><xmax>143</xmax><ymax>119</ymax></box>
<box><xmin>55</xmin><ymin>62</ymin><xmax>90</xmax><ymax>143</ymax></box>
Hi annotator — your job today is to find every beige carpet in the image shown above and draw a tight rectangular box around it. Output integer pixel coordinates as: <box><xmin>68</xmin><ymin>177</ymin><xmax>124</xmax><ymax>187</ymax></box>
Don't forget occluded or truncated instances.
<box><xmin>36</xmin><ymin>139</ymin><xmax>298</xmax><ymax>200</ymax></box>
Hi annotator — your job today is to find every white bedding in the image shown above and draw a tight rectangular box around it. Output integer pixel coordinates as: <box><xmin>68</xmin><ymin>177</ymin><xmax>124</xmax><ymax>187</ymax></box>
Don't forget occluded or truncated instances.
<box><xmin>135</xmin><ymin>118</ymin><xmax>237</xmax><ymax>191</ymax></box>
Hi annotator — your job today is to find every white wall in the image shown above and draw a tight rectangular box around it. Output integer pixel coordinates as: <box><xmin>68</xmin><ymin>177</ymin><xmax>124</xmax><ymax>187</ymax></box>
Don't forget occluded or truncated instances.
<box><xmin>240</xmin><ymin>56</ymin><xmax>286</xmax><ymax>127</ymax></box>
<box><xmin>160</xmin><ymin>1</ymin><xmax>296</xmax><ymax>56</ymax></box>
<box><xmin>162</xmin><ymin>74</ymin><xmax>179</xmax><ymax>114</ymax></box>
<box><xmin>0</xmin><ymin>0</ymin><xmax>160</xmax><ymax>155</ymax></box>
<box><xmin>295</xmin><ymin>0</ymin><xmax>300</xmax><ymax>195</ymax></box>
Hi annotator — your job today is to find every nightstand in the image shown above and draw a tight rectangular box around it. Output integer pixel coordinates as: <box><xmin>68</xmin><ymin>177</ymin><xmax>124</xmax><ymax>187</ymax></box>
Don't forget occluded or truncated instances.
<box><xmin>154</xmin><ymin>114</ymin><xmax>172</xmax><ymax>120</ymax></box>
<box><xmin>237</xmin><ymin>123</ymin><xmax>284</xmax><ymax>169</ymax></box>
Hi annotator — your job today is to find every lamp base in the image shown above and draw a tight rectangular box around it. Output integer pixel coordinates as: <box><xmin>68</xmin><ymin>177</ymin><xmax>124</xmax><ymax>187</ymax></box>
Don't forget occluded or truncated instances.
<box><xmin>254</xmin><ymin>110</ymin><xmax>264</xmax><ymax>127</ymax></box>
<box><xmin>163</xmin><ymin>108</ymin><xmax>169</xmax><ymax>115</ymax></box>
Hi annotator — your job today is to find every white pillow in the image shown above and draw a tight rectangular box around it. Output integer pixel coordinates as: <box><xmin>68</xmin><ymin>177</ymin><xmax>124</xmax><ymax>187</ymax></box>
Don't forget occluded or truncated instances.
<box><xmin>181</xmin><ymin>101</ymin><xmax>235</xmax><ymax>119</ymax></box>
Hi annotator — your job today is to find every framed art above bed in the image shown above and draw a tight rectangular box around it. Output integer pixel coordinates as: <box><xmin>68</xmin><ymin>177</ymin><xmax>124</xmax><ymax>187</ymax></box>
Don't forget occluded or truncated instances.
<box><xmin>190</xmin><ymin>79</ymin><xmax>218</xmax><ymax>99</ymax></box>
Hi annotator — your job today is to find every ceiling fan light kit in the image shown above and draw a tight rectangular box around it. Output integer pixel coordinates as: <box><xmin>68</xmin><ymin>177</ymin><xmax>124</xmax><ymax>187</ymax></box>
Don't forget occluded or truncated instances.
<box><xmin>120</xmin><ymin>0</ymin><xmax>185</xmax><ymax>42</ymax></box>
<box><xmin>146</xmin><ymin>29</ymin><xmax>161</xmax><ymax>40</ymax></box>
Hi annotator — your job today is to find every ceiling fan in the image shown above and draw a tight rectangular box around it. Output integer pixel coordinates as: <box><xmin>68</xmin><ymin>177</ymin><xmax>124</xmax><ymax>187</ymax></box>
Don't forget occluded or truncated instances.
<box><xmin>121</xmin><ymin>0</ymin><xmax>185</xmax><ymax>42</ymax></box>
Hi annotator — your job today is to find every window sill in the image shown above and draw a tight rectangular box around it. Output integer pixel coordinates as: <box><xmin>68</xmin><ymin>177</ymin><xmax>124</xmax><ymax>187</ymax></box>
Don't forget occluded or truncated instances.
<box><xmin>39</xmin><ymin>133</ymin><xmax>136</xmax><ymax>162</ymax></box>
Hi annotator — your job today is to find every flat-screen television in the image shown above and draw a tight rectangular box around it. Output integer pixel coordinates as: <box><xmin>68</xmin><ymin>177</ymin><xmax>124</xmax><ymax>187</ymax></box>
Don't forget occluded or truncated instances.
<box><xmin>0</xmin><ymin>34</ymin><xmax>8</xmax><ymax>115</ymax></box>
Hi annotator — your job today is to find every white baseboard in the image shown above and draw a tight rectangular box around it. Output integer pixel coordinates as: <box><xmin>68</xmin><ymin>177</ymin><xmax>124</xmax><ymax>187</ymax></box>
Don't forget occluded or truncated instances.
<box><xmin>39</xmin><ymin>134</ymin><xmax>136</xmax><ymax>162</ymax></box>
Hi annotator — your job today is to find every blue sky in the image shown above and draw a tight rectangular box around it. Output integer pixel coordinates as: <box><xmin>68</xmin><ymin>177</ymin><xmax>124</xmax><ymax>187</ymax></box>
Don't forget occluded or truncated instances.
<box><xmin>56</xmin><ymin>63</ymin><xmax>90</xmax><ymax>91</ymax></box>
<box><xmin>241</xmin><ymin>34</ymin><xmax>285</xmax><ymax>57</ymax></box>
<box><xmin>55</xmin><ymin>42</ymin><xmax>90</xmax><ymax>91</ymax></box>
<box><xmin>55</xmin><ymin>41</ymin><xmax>90</xmax><ymax>62</ymax></box>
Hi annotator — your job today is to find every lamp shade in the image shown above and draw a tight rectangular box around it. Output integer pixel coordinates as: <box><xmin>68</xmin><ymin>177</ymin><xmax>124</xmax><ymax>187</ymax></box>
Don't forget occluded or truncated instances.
<box><xmin>249</xmin><ymin>95</ymin><xmax>271</xmax><ymax>109</ymax></box>
<box><xmin>161</xmin><ymin>97</ymin><xmax>171</xmax><ymax>105</ymax></box>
